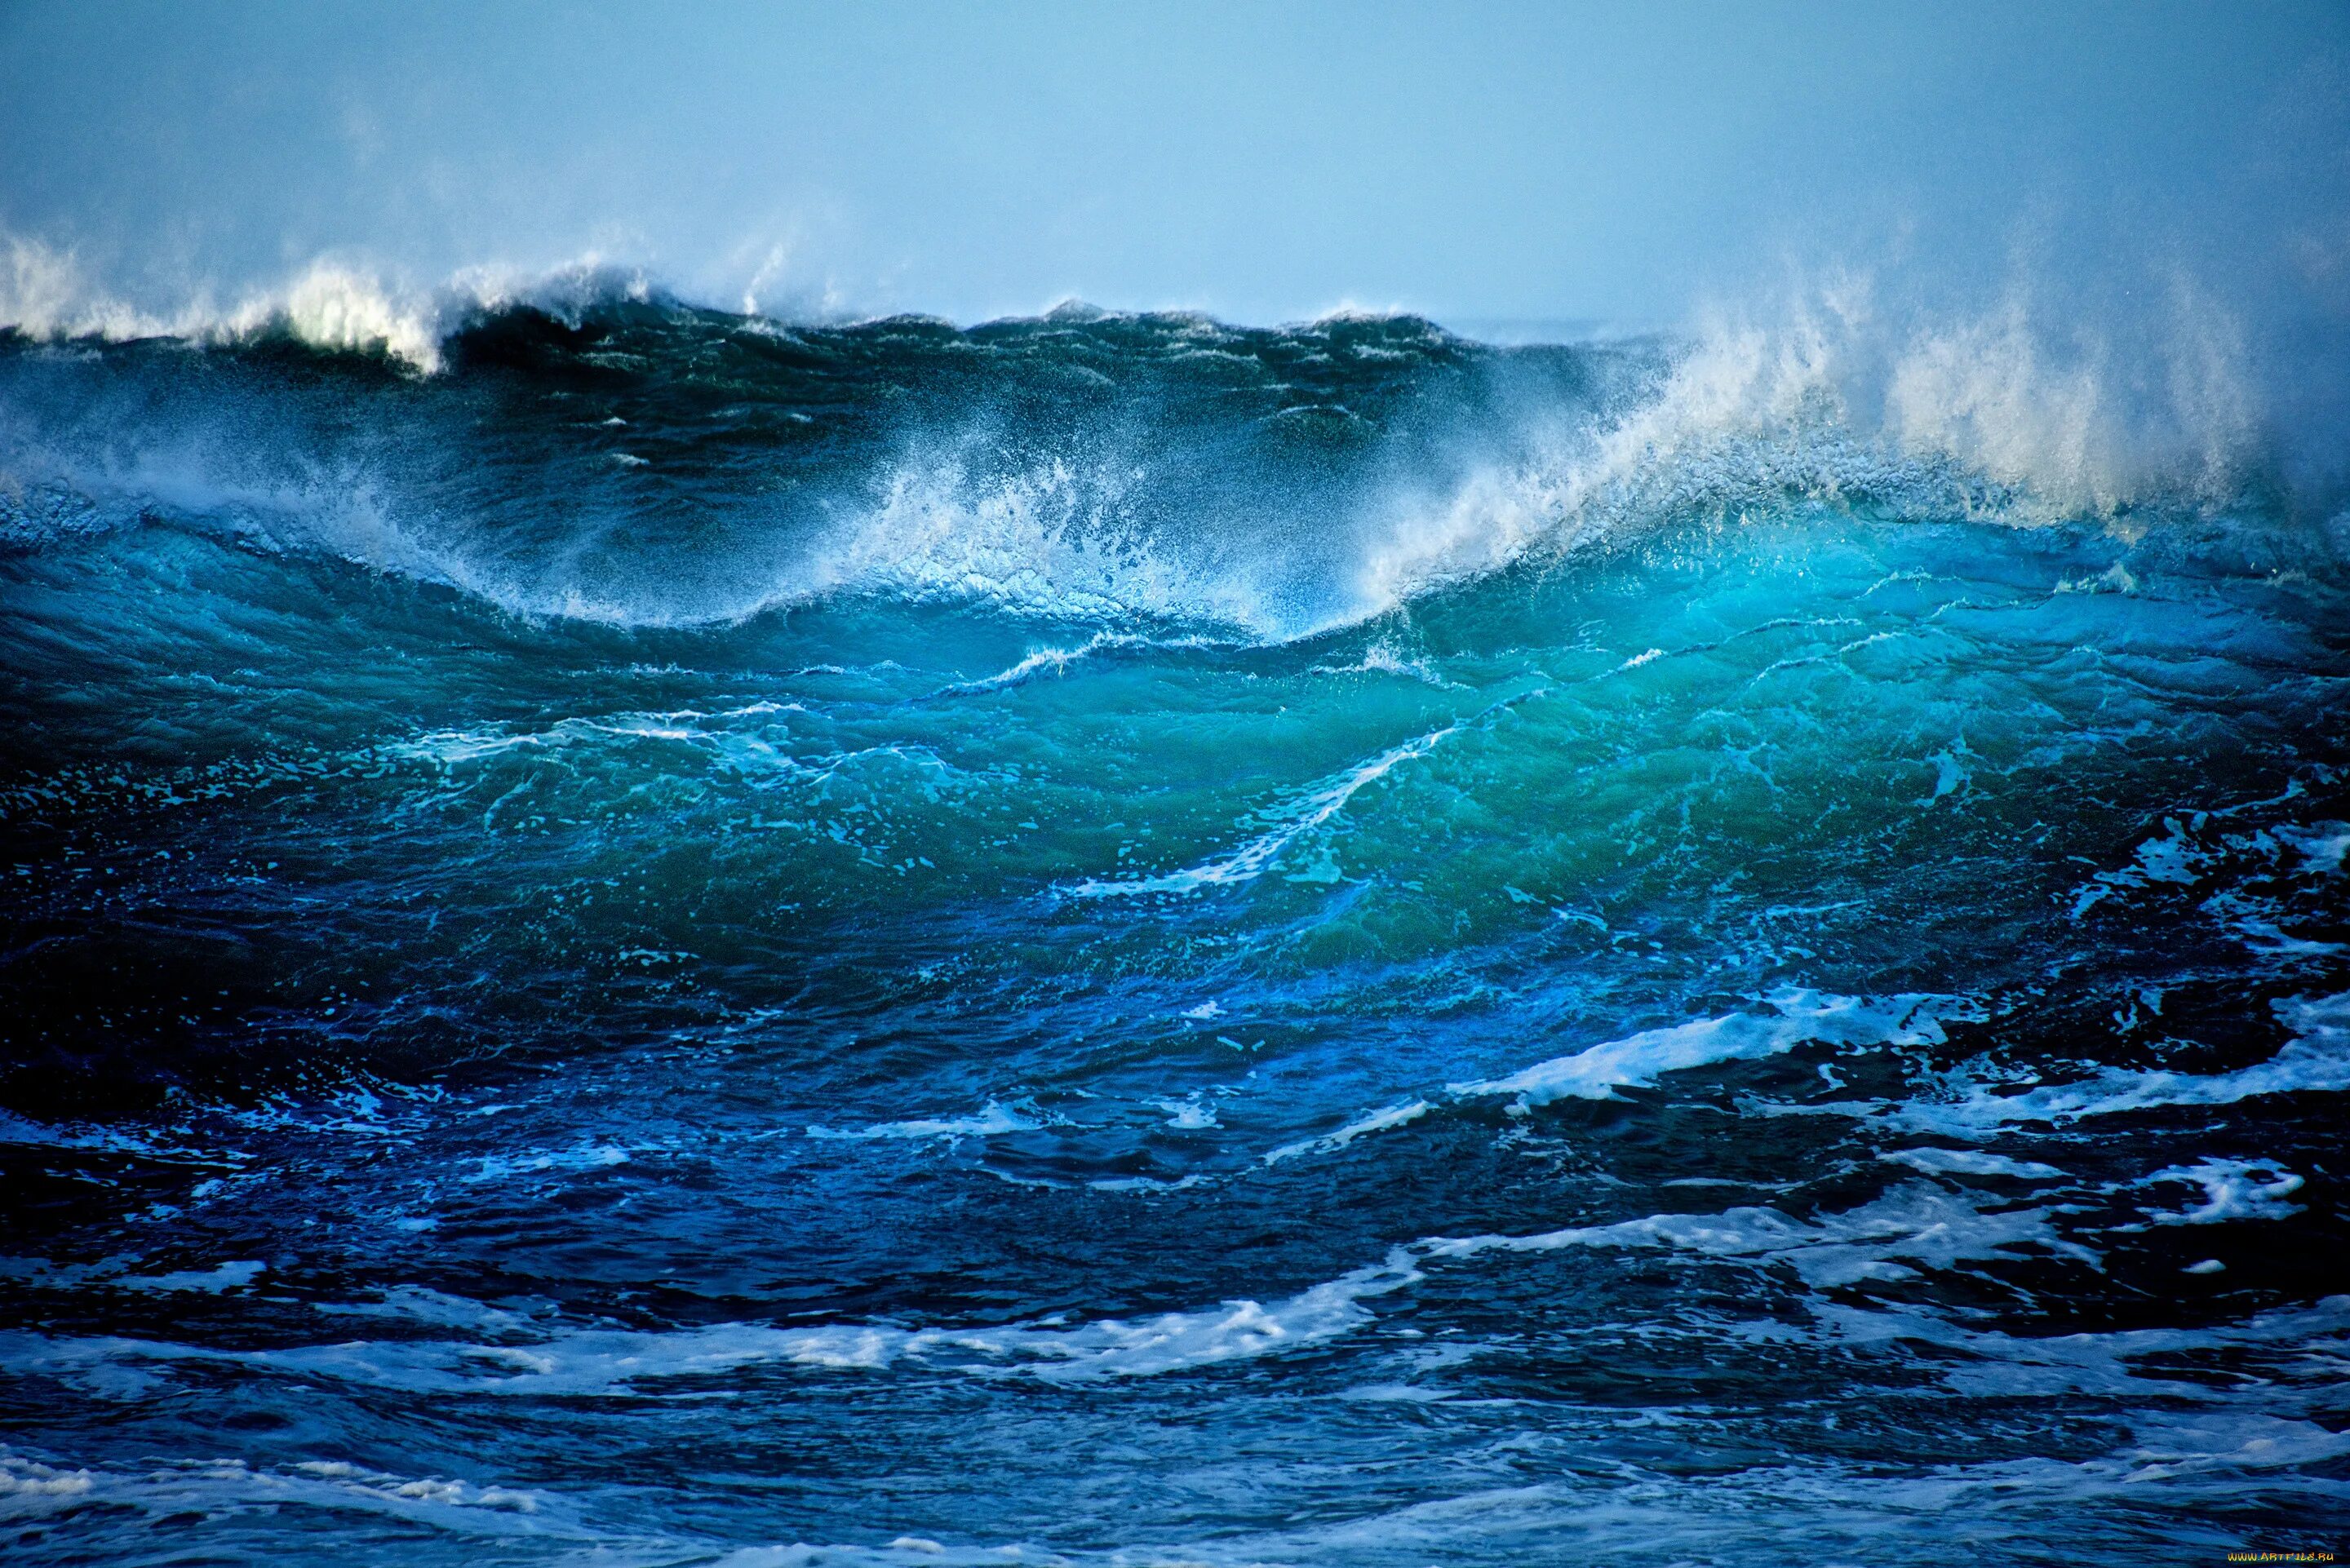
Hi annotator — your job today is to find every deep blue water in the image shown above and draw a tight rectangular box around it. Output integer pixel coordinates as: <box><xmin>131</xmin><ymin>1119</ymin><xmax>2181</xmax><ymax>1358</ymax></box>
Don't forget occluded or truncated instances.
<box><xmin>1</xmin><ymin>300</ymin><xmax>2346</xmax><ymax>1565</ymax></box>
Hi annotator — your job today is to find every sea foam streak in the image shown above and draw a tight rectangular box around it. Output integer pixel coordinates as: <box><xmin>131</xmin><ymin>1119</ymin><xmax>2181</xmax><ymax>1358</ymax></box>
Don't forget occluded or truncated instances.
<box><xmin>1452</xmin><ymin>990</ymin><xmax>1969</xmax><ymax>1107</ymax></box>
<box><xmin>1067</xmin><ymin>723</ymin><xmax>1458</xmax><ymax>896</ymax></box>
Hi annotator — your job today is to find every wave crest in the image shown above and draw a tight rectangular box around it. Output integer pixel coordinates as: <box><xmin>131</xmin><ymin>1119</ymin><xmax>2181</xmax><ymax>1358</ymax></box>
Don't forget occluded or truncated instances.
<box><xmin>0</xmin><ymin>257</ymin><xmax>2308</xmax><ymax>641</ymax></box>
<box><xmin>1359</xmin><ymin>275</ymin><xmax>2272</xmax><ymax>610</ymax></box>
<box><xmin>0</xmin><ymin>238</ymin><xmax>661</xmax><ymax>372</ymax></box>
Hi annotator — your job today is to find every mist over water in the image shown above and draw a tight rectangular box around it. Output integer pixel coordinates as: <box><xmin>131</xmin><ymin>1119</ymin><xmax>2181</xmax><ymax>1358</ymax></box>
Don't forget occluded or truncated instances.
<box><xmin>4</xmin><ymin>5</ymin><xmax>2350</xmax><ymax>1564</ymax></box>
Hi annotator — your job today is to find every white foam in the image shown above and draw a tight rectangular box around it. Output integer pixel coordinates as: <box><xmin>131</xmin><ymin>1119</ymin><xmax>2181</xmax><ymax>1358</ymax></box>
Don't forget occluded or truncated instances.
<box><xmin>1426</xmin><ymin>1181</ymin><xmax>2099</xmax><ymax>1288</ymax></box>
<box><xmin>1152</xmin><ymin>1094</ymin><xmax>1221</xmax><ymax>1131</ymax></box>
<box><xmin>0</xmin><ymin>1455</ymin><xmax>94</xmax><ymax>1504</ymax></box>
<box><xmin>1355</xmin><ymin>640</ymin><xmax>1452</xmax><ymax>685</ymax></box>
<box><xmin>711</xmin><ymin>1544</ymin><xmax>1001</xmax><ymax>1567</ymax></box>
<box><xmin>805</xmin><ymin>1103</ymin><xmax>1038</xmax><ymax>1142</ymax></box>
<box><xmin>0</xmin><ymin>1110</ymin><xmax>182</xmax><ymax>1158</ymax></box>
<box><xmin>941</xmin><ymin>640</ymin><xmax>1105</xmax><ymax>693</ymax></box>
<box><xmin>1268</xmin><ymin>1408</ymin><xmax>2350</xmax><ymax>1561</ymax></box>
<box><xmin>4</xmin><ymin>248</ymin><xmax>2286</xmax><ymax>641</ymax></box>
<box><xmin>392</xmin><ymin>713</ymin><xmax>924</xmax><ymax>806</ymax></box>
<box><xmin>1452</xmin><ymin>990</ymin><xmax>1963</xmax><ymax>1108</ymax></box>
<box><xmin>2206</xmin><ymin>895</ymin><xmax>2345</xmax><ymax>958</ymax></box>
<box><xmin>255</xmin><ymin>261</ymin><xmax>444</xmax><ymax>369</ymax></box>
<box><xmin>0</xmin><ymin>238</ymin><xmax>171</xmax><ymax>344</ymax></box>
<box><xmin>1352</xmin><ymin>272</ymin><xmax>2268</xmax><ymax>621</ymax></box>
<box><xmin>4</xmin><ymin>1172</ymin><xmax>2303</xmax><ymax>1428</ymax></box>
<box><xmin>2277</xmin><ymin>822</ymin><xmax>2350</xmax><ymax>875</ymax></box>
<box><xmin>0</xmin><ymin>237</ymin><xmax>663</xmax><ymax>373</ymax></box>
<box><xmin>0</xmin><ymin>1447</ymin><xmax>573</xmax><ymax>1538</ymax></box>
<box><xmin>463</xmin><ymin>1145</ymin><xmax>630</xmax><ymax>1184</ymax></box>
<box><xmin>2138</xmin><ymin>1158</ymin><xmax>2305</xmax><ymax>1225</ymax></box>
<box><xmin>809</xmin><ymin>454</ymin><xmax>1270</xmax><ymax>629</ymax></box>
<box><xmin>1880</xmin><ymin>990</ymin><xmax>2350</xmax><ymax>1136</ymax></box>
<box><xmin>1878</xmin><ymin>1148</ymin><xmax>2068</xmax><ymax>1180</ymax></box>
<box><xmin>7</xmin><ymin>1249</ymin><xmax>1425</xmax><ymax>1395</ymax></box>
<box><xmin>116</xmin><ymin>1260</ymin><xmax>267</xmax><ymax>1293</ymax></box>
<box><xmin>933</xmin><ymin>631</ymin><xmax>1211</xmax><ymax>696</ymax></box>
<box><xmin>2070</xmin><ymin>817</ymin><xmax>2210</xmax><ymax>919</ymax></box>
<box><xmin>286</xmin><ymin>1460</ymin><xmax>541</xmax><ymax>1515</ymax></box>
<box><xmin>318</xmin><ymin>1287</ymin><xmax>538</xmax><ymax>1332</ymax></box>
<box><xmin>1264</xmin><ymin>1101</ymin><xmax>1431</xmax><ymax>1165</ymax></box>
<box><xmin>1069</xmin><ymin>723</ymin><xmax>1455</xmax><ymax>897</ymax></box>
<box><xmin>1087</xmin><ymin>1173</ymin><xmax>1210</xmax><ymax>1194</ymax></box>
<box><xmin>1237</xmin><ymin>990</ymin><xmax>1998</xmax><ymax>1175</ymax></box>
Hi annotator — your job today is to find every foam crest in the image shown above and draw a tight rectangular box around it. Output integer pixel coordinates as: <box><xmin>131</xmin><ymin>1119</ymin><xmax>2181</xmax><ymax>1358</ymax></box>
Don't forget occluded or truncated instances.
<box><xmin>0</xmin><ymin>237</ymin><xmax>656</xmax><ymax>372</ymax></box>
<box><xmin>810</xmin><ymin>454</ymin><xmax>1279</xmax><ymax>629</ymax></box>
<box><xmin>1781</xmin><ymin>273</ymin><xmax>2259</xmax><ymax>511</ymax></box>
<box><xmin>1356</xmin><ymin>273</ymin><xmax>2273</xmax><ymax>614</ymax></box>
<box><xmin>392</xmin><ymin>707</ymin><xmax>811</xmax><ymax>773</ymax></box>
<box><xmin>0</xmin><ymin>239</ymin><xmax>163</xmax><ymax>343</ymax></box>
<box><xmin>246</xmin><ymin>262</ymin><xmax>442</xmax><ymax>369</ymax></box>
<box><xmin>2</xmin><ymin>248</ymin><xmax>2305</xmax><ymax>644</ymax></box>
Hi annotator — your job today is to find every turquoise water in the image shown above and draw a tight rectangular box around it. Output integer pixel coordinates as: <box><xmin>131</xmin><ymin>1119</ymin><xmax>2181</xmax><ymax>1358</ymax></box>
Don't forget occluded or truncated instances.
<box><xmin>1</xmin><ymin>302</ymin><xmax>2345</xmax><ymax>1564</ymax></box>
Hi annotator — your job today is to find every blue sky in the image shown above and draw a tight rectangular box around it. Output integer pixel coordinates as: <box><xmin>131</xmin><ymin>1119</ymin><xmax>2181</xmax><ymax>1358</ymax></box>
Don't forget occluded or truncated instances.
<box><xmin>2</xmin><ymin>1</ymin><xmax>2345</xmax><ymax>327</ymax></box>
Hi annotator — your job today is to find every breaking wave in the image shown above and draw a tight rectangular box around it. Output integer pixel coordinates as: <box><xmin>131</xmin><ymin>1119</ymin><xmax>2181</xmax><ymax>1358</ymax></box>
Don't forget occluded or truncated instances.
<box><xmin>1</xmin><ymin>246</ymin><xmax>2331</xmax><ymax>646</ymax></box>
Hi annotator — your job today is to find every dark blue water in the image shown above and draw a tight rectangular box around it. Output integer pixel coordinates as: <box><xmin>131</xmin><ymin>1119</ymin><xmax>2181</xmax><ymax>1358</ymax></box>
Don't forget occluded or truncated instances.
<box><xmin>2</xmin><ymin>299</ymin><xmax>2346</xmax><ymax>1565</ymax></box>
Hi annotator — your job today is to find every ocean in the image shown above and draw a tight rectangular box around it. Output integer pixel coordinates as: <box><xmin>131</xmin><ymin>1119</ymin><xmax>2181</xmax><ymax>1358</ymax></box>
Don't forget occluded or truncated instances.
<box><xmin>1</xmin><ymin>287</ymin><xmax>2345</xmax><ymax>1564</ymax></box>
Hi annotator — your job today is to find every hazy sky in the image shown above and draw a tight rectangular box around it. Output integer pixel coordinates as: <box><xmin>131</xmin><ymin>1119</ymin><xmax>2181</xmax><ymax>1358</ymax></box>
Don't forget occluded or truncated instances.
<box><xmin>2</xmin><ymin>1</ymin><xmax>2345</xmax><ymax>326</ymax></box>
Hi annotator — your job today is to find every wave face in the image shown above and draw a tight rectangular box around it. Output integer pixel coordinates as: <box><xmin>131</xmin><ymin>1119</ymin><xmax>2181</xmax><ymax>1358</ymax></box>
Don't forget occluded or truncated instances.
<box><xmin>2</xmin><ymin>303</ymin><xmax>2348</xmax><ymax>1566</ymax></box>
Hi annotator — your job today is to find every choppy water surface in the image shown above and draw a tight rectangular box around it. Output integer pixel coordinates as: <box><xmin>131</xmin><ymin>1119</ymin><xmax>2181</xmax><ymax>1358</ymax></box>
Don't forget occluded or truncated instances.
<box><xmin>2</xmin><ymin>299</ymin><xmax>2346</xmax><ymax>1565</ymax></box>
